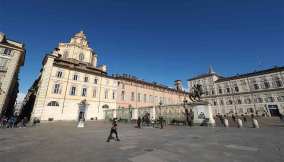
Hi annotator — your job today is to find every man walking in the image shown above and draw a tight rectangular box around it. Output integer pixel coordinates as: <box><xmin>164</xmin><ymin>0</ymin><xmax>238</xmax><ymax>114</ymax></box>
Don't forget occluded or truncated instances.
<box><xmin>137</xmin><ymin>117</ymin><xmax>142</xmax><ymax>128</ymax></box>
<box><xmin>159</xmin><ymin>116</ymin><xmax>164</xmax><ymax>129</ymax></box>
<box><xmin>106</xmin><ymin>119</ymin><xmax>120</xmax><ymax>142</ymax></box>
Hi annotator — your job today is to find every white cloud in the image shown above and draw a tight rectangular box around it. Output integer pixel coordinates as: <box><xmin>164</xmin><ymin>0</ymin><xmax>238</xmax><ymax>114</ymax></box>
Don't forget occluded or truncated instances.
<box><xmin>16</xmin><ymin>92</ymin><xmax>26</xmax><ymax>102</ymax></box>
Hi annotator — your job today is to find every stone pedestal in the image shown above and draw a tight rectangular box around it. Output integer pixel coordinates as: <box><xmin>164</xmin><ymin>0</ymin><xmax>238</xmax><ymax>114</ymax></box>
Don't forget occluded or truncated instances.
<box><xmin>252</xmin><ymin>119</ymin><xmax>259</xmax><ymax>128</ymax></box>
<box><xmin>191</xmin><ymin>102</ymin><xmax>215</xmax><ymax>126</ymax></box>
<box><xmin>237</xmin><ymin>118</ymin><xmax>243</xmax><ymax>128</ymax></box>
<box><xmin>224</xmin><ymin>119</ymin><xmax>229</xmax><ymax>127</ymax></box>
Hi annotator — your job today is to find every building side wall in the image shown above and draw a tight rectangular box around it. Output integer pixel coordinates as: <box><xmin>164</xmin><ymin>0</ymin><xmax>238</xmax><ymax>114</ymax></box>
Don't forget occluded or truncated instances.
<box><xmin>0</xmin><ymin>45</ymin><xmax>24</xmax><ymax>115</ymax></box>
<box><xmin>116</xmin><ymin>80</ymin><xmax>185</xmax><ymax>109</ymax></box>
<box><xmin>188</xmin><ymin>70</ymin><xmax>284</xmax><ymax>116</ymax></box>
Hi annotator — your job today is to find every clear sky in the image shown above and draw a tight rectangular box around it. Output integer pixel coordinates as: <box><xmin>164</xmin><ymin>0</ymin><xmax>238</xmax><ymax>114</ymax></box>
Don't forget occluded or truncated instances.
<box><xmin>0</xmin><ymin>0</ymin><xmax>283</xmax><ymax>94</ymax></box>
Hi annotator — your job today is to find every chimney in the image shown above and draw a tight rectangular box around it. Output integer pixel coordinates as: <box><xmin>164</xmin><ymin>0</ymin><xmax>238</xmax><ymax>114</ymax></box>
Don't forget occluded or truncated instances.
<box><xmin>174</xmin><ymin>80</ymin><xmax>183</xmax><ymax>91</ymax></box>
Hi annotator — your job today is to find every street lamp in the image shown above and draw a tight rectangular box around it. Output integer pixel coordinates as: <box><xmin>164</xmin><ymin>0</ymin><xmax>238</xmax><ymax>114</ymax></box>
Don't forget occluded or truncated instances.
<box><xmin>159</xmin><ymin>101</ymin><xmax>163</xmax><ymax>116</ymax></box>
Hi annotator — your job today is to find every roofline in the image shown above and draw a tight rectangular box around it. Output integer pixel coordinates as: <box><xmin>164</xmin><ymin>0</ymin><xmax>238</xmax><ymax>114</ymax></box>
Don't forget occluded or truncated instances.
<box><xmin>187</xmin><ymin>73</ymin><xmax>223</xmax><ymax>81</ymax></box>
<box><xmin>113</xmin><ymin>75</ymin><xmax>188</xmax><ymax>94</ymax></box>
<box><xmin>215</xmin><ymin>66</ymin><xmax>284</xmax><ymax>83</ymax></box>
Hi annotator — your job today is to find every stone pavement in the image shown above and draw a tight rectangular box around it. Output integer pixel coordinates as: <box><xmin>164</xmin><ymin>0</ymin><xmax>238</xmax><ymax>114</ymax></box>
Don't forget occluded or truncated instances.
<box><xmin>0</xmin><ymin>121</ymin><xmax>284</xmax><ymax>162</ymax></box>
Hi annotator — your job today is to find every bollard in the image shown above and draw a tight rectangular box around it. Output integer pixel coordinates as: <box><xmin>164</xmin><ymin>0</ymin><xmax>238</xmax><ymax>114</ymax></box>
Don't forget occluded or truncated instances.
<box><xmin>237</xmin><ymin>118</ymin><xmax>243</xmax><ymax>128</ymax></box>
<box><xmin>224</xmin><ymin>118</ymin><xmax>229</xmax><ymax>127</ymax></box>
<box><xmin>252</xmin><ymin>118</ymin><xmax>259</xmax><ymax>128</ymax></box>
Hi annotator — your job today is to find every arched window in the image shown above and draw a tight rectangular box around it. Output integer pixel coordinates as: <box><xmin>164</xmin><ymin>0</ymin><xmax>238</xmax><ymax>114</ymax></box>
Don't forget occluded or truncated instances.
<box><xmin>79</xmin><ymin>53</ymin><xmax>84</xmax><ymax>61</ymax></box>
<box><xmin>102</xmin><ymin>104</ymin><xmax>109</xmax><ymax>109</ymax></box>
<box><xmin>47</xmin><ymin>101</ymin><xmax>59</xmax><ymax>106</ymax></box>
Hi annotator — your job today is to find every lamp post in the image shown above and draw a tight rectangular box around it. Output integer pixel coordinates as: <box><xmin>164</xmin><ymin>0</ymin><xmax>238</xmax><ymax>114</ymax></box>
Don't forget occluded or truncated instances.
<box><xmin>159</xmin><ymin>101</ymin><xmax>163</xmax><ymax>116</ymax></box>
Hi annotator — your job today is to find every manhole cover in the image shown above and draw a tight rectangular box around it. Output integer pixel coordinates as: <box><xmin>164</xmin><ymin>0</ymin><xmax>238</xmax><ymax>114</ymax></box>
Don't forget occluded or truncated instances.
<box><xmin>144</xmin><ymin>148</ymin><xmax>154</xmax><ymax>152</ymax></box>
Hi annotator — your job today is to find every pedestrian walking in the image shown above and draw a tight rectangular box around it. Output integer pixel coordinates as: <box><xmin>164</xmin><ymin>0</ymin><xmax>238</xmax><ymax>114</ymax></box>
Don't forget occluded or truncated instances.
<box><xmin>1</xmin><ymin>116</ymin><xmax>8</xmax><ymax>128</ymax></box>
<box><xmin>106</xmin><ymin>119</ymin><xmax>120</xmax><ymax>142</ymax></box>
<box><xmin>7</xmin><ymin>117</ymin><xmax>14</xmax><ymax>128</ymax></box>
<box><xmin>159</xmin><ymin>116</ymin><xmax>164</xmax><ymax>129</ymax></box>
<box><xmin>137</xmin><ymin>117</ymin><xmax>142</xmax><ymax>128</ymax></box>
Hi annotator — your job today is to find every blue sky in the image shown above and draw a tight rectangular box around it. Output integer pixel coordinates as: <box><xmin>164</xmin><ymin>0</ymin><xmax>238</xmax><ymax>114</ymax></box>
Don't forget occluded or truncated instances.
<box><xmin>0</xmin><ymin>0</ymin><xmax>283</xmax><ymax>94</ymax></box>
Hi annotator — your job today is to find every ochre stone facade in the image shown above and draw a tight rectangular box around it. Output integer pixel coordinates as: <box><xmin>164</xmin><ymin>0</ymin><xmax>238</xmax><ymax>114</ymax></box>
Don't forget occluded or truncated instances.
<box><xmin>27</xmin><ymin>31</ymin><xmax>187</xmax><ymax>121</ymax></box>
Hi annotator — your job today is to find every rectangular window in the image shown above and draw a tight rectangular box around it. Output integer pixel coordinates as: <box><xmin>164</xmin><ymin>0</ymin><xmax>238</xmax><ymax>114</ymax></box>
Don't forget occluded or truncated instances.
<box><xmin>3</xmin><ymin>48</ymin><xmax>12</xmax><ymax>55</ymax></box>
<box><xmin>112</xmin><ymin>91</ymin><xmax>115</xmax><ymax>99</ymax></box>
<box><xmin>84</xmin><ymin>77</ymin><xmax>88</xmax><ymax>82</ymax></box>
<box><xmin>264</xmin><ymin>82</ymin><xmax>270</xmax><ymax>89</ymax></box>
<box><xmin>94</xmin><ymin>78</ymin><xmax>98</xmax><ymax>84</ymax></box>
<box><xmin>235</xmin><ymin>86</ymin><xmax>239</xmax><ymax>92</ymax></box>
<box><xmin>73</xmin><ymin>75</ymin><xmax>78</xmax><ymax>81</ymax></box>
<box><xmin>275</xmin><ymin>80</ymin><xmax>282</xmax><ymax>87</ymax></box>
<box><xmin>70</xmin><ymin>86</ymin><xmax>76</xmax><ymax>96</ymax></box>
<box><xmin>121</xmin><ymin>91</ymin><xmax>125</xmax><ymax>101</ymax></box>
<box><xmin>254</xmin><ymin>84</ymin><xmax>259</xmax><ymax>90</ymax></box>
<box><xmin>105</xmin><ymin>89</ymin><xmax>108</xmax><ymax>99</ymax></box>
<box><xmin>138</xmin><ymin>93</ymin><xmax>141</xmax><ymax>102</ymax></box>
<box><xmin>144</xmin><ymin>94</ymin><xmax>147</xmax><ymax>103</ymax></box>
<box><xmin>56</xmin><ymin>71</ymin><xmax>63</xmax><ymax>78</ymax></box>
<box><xmin>226</xmin><ymin>88</ymin><xmax>230</xmax><ymax>93</ymax></box>
<box><xmin>93</xmin><ymin>88</ymin><xmax>97</xmax><ymax>98</ymax></box>
<box><xmin>219</xmin><ymin>89</ymin><xmax>222</xmax><ymax>94</ymax></box>
<box><xmin>53</xmin><ymin>84</ymin><xmax>60</xmax><ymax>94</ymax></box>
<box><xmin>131</xmin><ymin>92</ymin><xmax>135</xmax><ymax>101</ymax></box>
<box><xmin>82</xmin><ymin>88</ymin><xmax>87</xmax><ymax>96</ymax></box>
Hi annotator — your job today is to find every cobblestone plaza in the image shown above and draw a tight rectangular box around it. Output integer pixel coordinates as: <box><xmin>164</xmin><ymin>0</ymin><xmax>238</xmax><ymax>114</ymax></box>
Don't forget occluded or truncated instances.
<box><xmin>0</xmin><ymin>121</ymin><xmax>283</xmax><ymax>162</ymax></box>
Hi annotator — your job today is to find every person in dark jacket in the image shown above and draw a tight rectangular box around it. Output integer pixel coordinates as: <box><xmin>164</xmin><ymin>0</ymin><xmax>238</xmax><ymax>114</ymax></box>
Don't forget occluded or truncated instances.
<box><xmin>159</xmin><ymin>116</ymin><xmax>164</xmax><ymax>129</ymax></box>
<box><xmin>137</xmin><ymin>117</ymin><xmax>142</xmax><ymax>128</ymax></box>
<box><xmin>106</xmin><ymin>119</ymin><xmax>120</xmax><ymax>142</ymax></box>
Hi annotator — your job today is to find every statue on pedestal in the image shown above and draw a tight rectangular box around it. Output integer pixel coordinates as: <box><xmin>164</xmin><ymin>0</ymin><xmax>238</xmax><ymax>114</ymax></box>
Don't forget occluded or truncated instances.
<box><xmin>188</xmin><ymin>84</ymin><xmax>204</xmax><ymax>102</ymax></box>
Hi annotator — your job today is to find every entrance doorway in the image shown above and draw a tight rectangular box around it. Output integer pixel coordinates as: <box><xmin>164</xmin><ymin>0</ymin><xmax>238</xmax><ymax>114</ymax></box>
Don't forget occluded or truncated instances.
<box><xmin>78</xmin><ymin>99</ymin><xmax>88</xmax><ymax>121</ymax></box>
<box><xmin>268</xmin><ymin>105</ymin><xmax>280</xmax><ymax>117</ymax></box>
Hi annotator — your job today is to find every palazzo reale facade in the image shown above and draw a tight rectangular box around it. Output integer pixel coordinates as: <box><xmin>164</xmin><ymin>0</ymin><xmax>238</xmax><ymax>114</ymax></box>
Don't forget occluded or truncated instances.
<box><xmin>188</xmin><ymin>66</ymin><xmax>284</xmax><ymax>117</ymax></box>
<box><xmin>22</xmin><ymin>31</ymin><xmax>187</xmax><ymax>121</ymax></box>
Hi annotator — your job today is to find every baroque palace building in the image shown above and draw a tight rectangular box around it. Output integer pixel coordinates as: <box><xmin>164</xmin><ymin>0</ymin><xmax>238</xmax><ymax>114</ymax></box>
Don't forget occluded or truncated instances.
<box><xmin>0</xmin><ymin>32</ymin><xmax>25</xmax><ymax>117</ymax></box>
<box><xmin>188</xmin><ymin>66</ymin><xmax>284</xmax><ymax>117</ymax></box>
<box><xmin>23</xmin><ymin>31</ymin><xmax>187</xmax><ymax>121</ymax></box>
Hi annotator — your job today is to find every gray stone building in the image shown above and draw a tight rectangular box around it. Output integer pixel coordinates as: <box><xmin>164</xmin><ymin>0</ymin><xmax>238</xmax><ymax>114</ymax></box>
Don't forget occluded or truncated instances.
<box><xmin>188</xmin><ymin>66</ymin><xmax>284</xmax><ymax>117</ymax></box>
<box><xmin>0</xmin><ymin>32</ymin><xmax>25</xmax><ymax>117</ymax></box>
